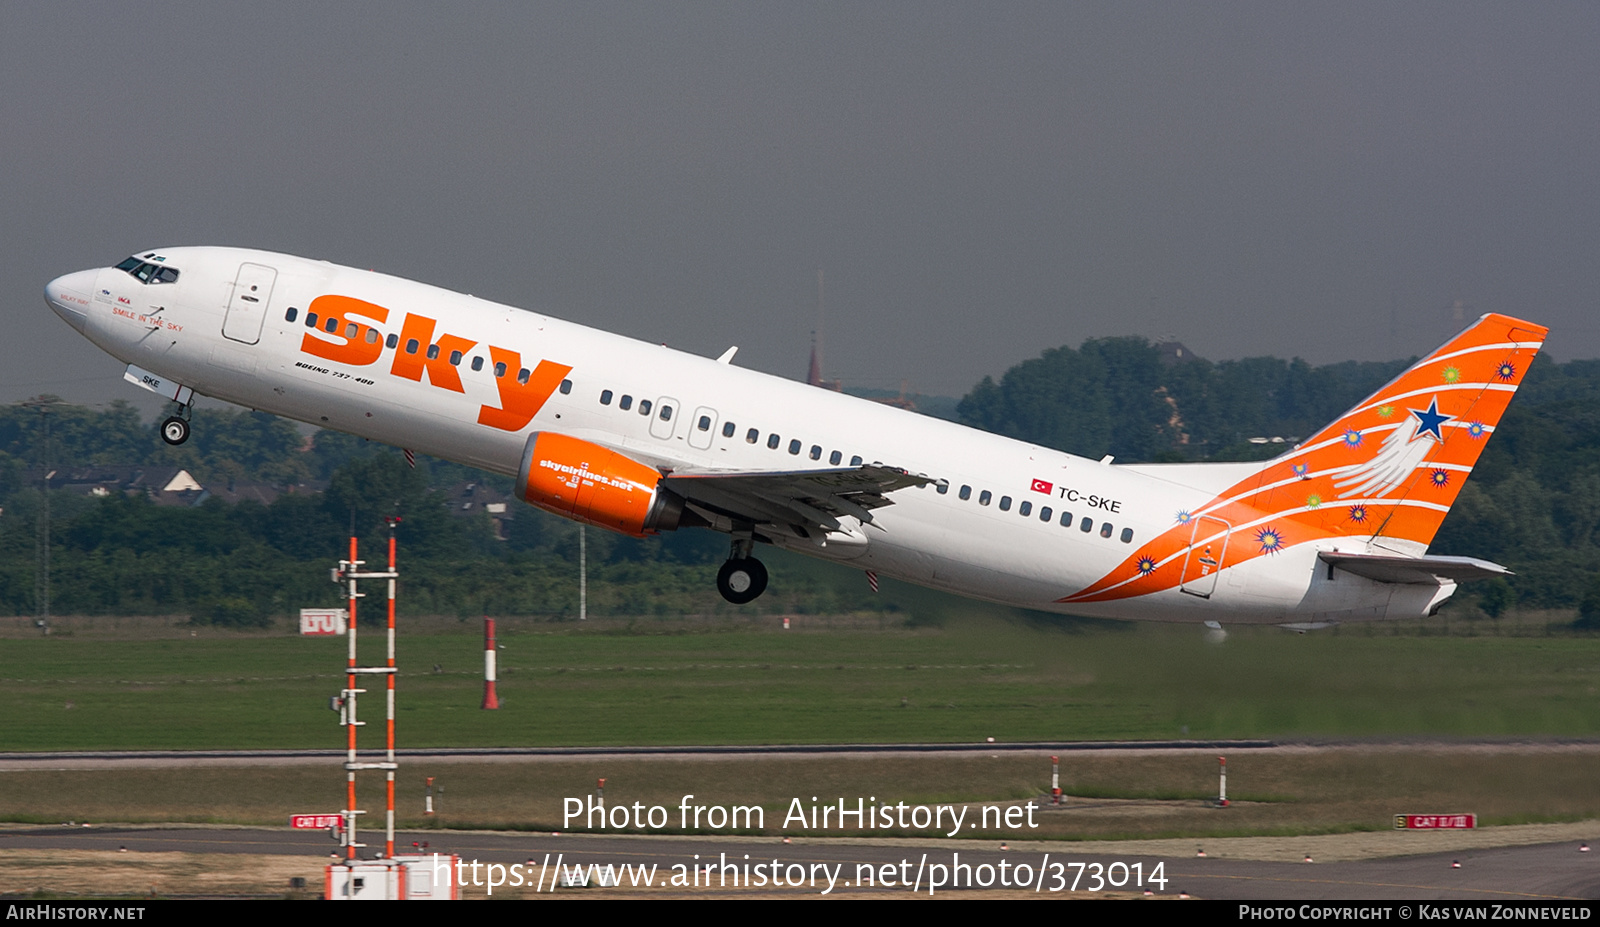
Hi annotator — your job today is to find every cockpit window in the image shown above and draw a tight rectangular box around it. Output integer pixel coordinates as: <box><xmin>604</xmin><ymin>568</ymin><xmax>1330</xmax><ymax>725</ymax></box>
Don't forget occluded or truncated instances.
<box><xmin>114</xmin><ymin>256</ymin><xmax>179</xmax><ymax>284</ymax></box>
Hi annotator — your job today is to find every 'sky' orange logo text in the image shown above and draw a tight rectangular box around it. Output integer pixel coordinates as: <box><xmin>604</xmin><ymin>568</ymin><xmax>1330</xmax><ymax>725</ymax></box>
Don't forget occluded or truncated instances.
<box><xmin>299</xmin><ymin>297</ymin><xmax>571</xmax><ymax>432</ymax></box>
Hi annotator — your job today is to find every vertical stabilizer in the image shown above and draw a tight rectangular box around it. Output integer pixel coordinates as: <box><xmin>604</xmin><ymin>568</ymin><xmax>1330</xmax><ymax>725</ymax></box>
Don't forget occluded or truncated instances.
<box><xmin>1063</xmin><ymin>314</ymin><xmax>1546</xmax><ymax>604</ymax></box>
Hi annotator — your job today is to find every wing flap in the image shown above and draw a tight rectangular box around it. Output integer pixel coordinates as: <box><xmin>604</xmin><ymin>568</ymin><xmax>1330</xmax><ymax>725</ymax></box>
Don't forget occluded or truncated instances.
<box><xmin>1318</xmin><ymin>551</ymin><xmax>1512</xmax><ymax>585</ymax></box>
<box><xmin>664</xmin><ymin>465</ymin><xmax>931</xmax><ymax>531</ymax></box>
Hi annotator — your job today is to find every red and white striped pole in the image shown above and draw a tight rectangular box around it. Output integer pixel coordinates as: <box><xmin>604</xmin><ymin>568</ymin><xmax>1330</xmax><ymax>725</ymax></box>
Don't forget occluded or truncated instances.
<box><xmin>384</xmin><ymin>518</ymin><xmax>399</xmax><ymax>858</ymax></box>
<box><xmin>1051</xmin><ymin>755</ymin><xmax>1062</xmax><ymax>805</ymax></box>
<box><xmin>481</xmin><ymin>617</ymin><xmax>500</xmax><ymax>709</ymax></box>
<box><xmin>1218</xmin><ymin>756</ymin><xmax>1229</xmax><ymax>807</ymax></box>
<box><xmin>344</xmin><ymin>534</ymin><xmax>359</xmax><ymax>860</ymax></box>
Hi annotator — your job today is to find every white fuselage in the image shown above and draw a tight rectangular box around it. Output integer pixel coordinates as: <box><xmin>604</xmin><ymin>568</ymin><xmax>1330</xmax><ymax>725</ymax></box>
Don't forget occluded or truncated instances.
<box><xmin>45</xmin><ymin>247</ymin><xmax>1436</xmax><ymax>624</ymax></box>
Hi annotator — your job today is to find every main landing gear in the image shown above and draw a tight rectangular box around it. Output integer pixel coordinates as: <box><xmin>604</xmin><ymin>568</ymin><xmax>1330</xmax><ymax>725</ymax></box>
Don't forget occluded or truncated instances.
<box><xmin>716</xmin><ymin>536</ymin><xmax>768</xmax><ymax>605</ymax></box>
<box><xmin>160</xmin><ymin>403</ymin><xmax>193</xmax><ymax>446</ymax></box>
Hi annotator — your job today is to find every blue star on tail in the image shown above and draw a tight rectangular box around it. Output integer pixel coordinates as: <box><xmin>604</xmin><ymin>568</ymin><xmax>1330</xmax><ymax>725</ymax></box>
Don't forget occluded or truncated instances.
<box><xmin>1409</xmin><ymin>398</ymin><xmax>1450</xmax><ymax>443</ymax></box>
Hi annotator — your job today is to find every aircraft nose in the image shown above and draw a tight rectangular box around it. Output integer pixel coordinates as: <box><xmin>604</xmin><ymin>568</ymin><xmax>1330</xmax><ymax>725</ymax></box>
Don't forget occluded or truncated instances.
<box><xmin>44</xmin><ymin>269</ymin><xmax>98</xmax><ymax>334</ymax></box>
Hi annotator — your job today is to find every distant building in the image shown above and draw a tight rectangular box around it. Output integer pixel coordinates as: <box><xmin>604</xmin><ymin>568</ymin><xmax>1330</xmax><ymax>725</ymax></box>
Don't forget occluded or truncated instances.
<box><xmin>806</xmin><ymin>341</ymin><xmax>842</xmax><ymax>392</ymax></box>
<box><xmin>441</xmin><ymin>480</ymin><xmax>514</xmax><ymax>540</ymax></box>
<box><xmin>23</xmin><ymin>466</ymin><xmax>313</xmax><ymax>508</ymax></box>
<box><xmin>1154</xmin><ymin>340</ymin><xmax>1201</xmax><ymax>366</ymax></box>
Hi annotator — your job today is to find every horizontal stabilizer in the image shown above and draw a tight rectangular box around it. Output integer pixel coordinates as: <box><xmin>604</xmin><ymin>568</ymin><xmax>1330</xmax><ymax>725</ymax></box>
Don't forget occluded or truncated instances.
<box><xmin>1318</xmin><ymin>551</ymin><xmax>1512</xmax><ymax>585</ymax></box>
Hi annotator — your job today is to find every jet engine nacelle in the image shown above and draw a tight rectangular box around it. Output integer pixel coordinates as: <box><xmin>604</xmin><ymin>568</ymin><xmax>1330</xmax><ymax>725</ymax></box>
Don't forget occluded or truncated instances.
<box><xmin>516</xmin><ymin>431</ymin><xmax>686</xmax><ymax>536</ymax></box>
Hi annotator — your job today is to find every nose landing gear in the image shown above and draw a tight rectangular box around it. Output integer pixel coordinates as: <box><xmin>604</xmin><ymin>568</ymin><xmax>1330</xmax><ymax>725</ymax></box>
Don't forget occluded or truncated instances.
<box><xmin>160</xmin><ymin>404</ymin><xmax>192</xmax><ymax>445</ymax></box>
<box><xmin>716</xmin><ymin>535</ymin><xmax>768</xmax><ymax>604</ymax></box>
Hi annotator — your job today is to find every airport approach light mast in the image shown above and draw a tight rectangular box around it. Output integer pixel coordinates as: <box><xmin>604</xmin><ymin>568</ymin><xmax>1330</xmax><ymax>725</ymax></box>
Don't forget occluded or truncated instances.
<box><xmin>335</xmin><ymin>517</ymin><xmax>402</xmax><ymax>859</ymax></box>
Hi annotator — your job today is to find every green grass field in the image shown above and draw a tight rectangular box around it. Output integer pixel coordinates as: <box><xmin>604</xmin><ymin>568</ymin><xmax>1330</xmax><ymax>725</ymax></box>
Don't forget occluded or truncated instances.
<box><xmin>6</xmin><ymin>749</ymin><xmax>1599</xmax><ymax>839</ymax></box>
<box><xmin>5</xmin><ymin>607</ymin><xmax>1600</xmax><ymax>750</ymax></box>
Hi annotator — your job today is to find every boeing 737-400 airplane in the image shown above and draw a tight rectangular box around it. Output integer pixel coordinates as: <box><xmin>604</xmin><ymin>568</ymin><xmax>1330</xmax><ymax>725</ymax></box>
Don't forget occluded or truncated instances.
<box><xmin>44</xmin><ymin>248</ymin><xmax>1546</xmax><ymax>625</ymax></box>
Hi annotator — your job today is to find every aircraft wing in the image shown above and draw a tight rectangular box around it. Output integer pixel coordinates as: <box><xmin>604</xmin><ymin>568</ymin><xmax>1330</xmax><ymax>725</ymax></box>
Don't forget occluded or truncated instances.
<box><xmin>663</xmin><ymin>465</ymin><xmax>931</xmax><ymax>534</ymax></box>
<box><xmin>1317</xmin><ymin>551</ymin><xmax>1513</xmax><ymax>585</ymax></box>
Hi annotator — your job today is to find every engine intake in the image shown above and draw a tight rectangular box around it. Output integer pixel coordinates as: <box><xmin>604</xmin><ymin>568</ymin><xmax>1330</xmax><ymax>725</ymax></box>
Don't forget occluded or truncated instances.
<box><xmin>516</xmin><ymin>432</ymin><xmax>686</xmax><ymax>536</ymax></box>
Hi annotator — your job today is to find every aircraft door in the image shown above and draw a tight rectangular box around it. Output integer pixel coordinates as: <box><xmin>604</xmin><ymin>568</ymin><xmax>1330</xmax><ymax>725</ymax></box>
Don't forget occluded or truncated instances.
<box><xmin>1179</xmin><ymin>515</ymin><xmax>1230</xmax><ymax>598</ymax></box>
<box><xmin>687</xmin><ymin>405</ymin><xmax>718</xmax><ymax>450</ymax></box>
<box><xmin>222</xmin><ymin>262</ymin><xmax>278</xmax><ymax>345</ymax></box>
<box><xmin>650</xmin><ymin>396</ymin><xmax>680</xmax><ymax>440</ymax></box>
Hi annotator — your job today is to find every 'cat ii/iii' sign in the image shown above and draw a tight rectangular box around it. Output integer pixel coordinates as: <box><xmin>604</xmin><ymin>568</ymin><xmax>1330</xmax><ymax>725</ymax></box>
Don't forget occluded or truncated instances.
<box><xmin>1395</xmin><ymin>814</ymin><xmax>1476</xmax><ymax>829</ymax></box>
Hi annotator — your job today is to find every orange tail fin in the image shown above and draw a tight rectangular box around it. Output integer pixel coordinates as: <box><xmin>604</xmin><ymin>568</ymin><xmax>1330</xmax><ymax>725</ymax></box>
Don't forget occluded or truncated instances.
<box><xmin>1062</xmin><ymin>314</ymin><xmax>1546</xmax><ymax>604</ymax></box>
<box><xmin>1238</xmin><ymin>313</ymin><xmax>1547</xmax><ymax>552</ymax></box>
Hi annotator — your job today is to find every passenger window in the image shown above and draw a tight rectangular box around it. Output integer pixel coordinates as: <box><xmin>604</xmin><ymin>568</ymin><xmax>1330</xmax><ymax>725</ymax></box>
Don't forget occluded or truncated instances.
<box><xmin>1040</xmin><ymin>506</ymin><xmax>1052</xmax><ymax>521</ymax></box>
<box><xmin>448</xmin><ymin>350</ymin><xmax>463</xmax><ymax>366</ymax></box>
<box><xmin>809</xmin><ymin>445</ymin><xmax>821</xmax><ymax>460</ymax></box>
<box><xmin>1060</xmin><ymin>510</ymin><xmax>1072</xmax><ymax>527</ymax></box>
<box><xmin>1019</xmin><ymin>500</ymin><xmax>1031</xmax><ymax>516</ymax></box>
<box><xmin>850</xmin><ymin>455</ymin><xmax>863</xmax><ymax>466</ymax></box>
<box><xmin>427</xmin><ymin>344</ymin><xmax>441</xmax><ymax>360</ymax></box>
<box><xmin>600</xmin><ymin>389</ymin><xmax>613</xmax><ymax>405</ymax></box>
<box><xmin>285</xmin><ymin>307</ymin><xmax>298</xmax><ymax>323</ymax></box>
<box><xmin>496</xmin><ymin>362</ymin><xmax>509</xmax><ymax>378</ymax></box>
<box><xmin>406</xmin><ymin>339</ymin><xmax>419</xmax><ymax>354</ymax></box>
<box><xmin>999</xmin><ymin>496</ymin><xmax>1012</xmax><ymax>512</ymax></box>
<box><xmin>561</xmin><ymin>380</ymin><xmax>573</xmax><ymax>395</ymax></box>
<box><xmin>1101</xmin><ymin>522</ymin><xmax>1113</xmax><ymax>538</ymax></box>
<box><xmin>746</xmin><ymin>428</ymin><xmax>759</xmax><ymax>444</ymax></box>
<box><xmin>386</xmin><ymin>333</ymin><xmax>398</xmax><ymax>349</ymax></box>
<box><xmin>324</xmin><ymin>317</ymin><xmax>339</xmax><ymax>333</ymax></box>
<box><xmin>639</xmin><ymin>399</ymin><xmax>653</xmax><ymax>416</ymax></box>
<box><xmin>365</xmin><ymin>328</ymin><xmax>379</xmax><ymax>344</ymax></box>
<box><xmin>829</xmin><ymin>450</ymin><xmax>842</xmax><ymax>465</ymax></box>
<box><xmin>979</xmin><ymin>490</ymin><xmax>992</xmax><ymax>506</ymax></box>
<box><xmin>698</xmin><ymin>415</ymin><xmax>712</xmax><ymax>431</ymax></box>
<box><xmin>788</xmin><ymin>439</ymin><xmax>801</xmax><ymax>455</ymax></box>
<box><xmin>518</xmin><ymin>368</ymin><xmax>531</xmax><ymax>384</ymax></box>
<box><xmin>345</xmin><ymin>322</ymin><xmax>359</xmax><ymax>339</ymax></box>
<box><xmin>659</xmin><ymin>404</ymin><xmax>672</xmax><ymax>421</ymax></box>
<box><xmin>620</xmin><ymin>395</ymin><xmax>633</xmax><ymax>411</ymax></box>
<box><xmin>470</xmin><ymin>356</ymin><xmax>484</xmax><ymax>371</ymax></box>
<box><xmin>768</xmin><ymin>434</ymin><xmax>781</xmax><ymax>450</ymax></box>
<box><xmin>959</xmin><ymin>485</ymin><xmax>972</xmax><ymax>501</ymax></box>
<box><xmin>1080</xmin><ymin>517</ymin><xmax>1093</xmax><ymax>532</ymax></box>
<box><xmin>1120</xmin><ymin>528</ymin><xmax>1134</xmax><ymax>543</ymax></box>
<box><xmin>723</xmin><ymin>422</ymin><xmax>736</xmax><ymax>438</ymax></box>
<box><xmin>936</xmin><ymin>480</ymin><xmax>948</xmax><ymax>495</ymax></box>
<box><xmin>306</xmin><ymin>312</ymin><xmax>318</xmax><ymax>328</ymax></box>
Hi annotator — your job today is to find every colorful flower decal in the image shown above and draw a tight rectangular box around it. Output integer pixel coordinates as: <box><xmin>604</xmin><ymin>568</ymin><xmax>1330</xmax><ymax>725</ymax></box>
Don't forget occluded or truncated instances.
<box><xmin>1377</xmin><ymin>405</ymin><xmax>1395</xmax><ymax>418</ymax></box>
<box><xmin>1495</xmin><ymin>360</ymin><xmax>1516</xmax><ymax>382</ymax></box>
<box><xmin>1255</xmin><ymin>526</ymin><xmax>1285</xmax><ymax>555</ymax></box>
<box><xmin>1175</xmin><ymin>509</ymin><xmax>1192</xmax><ymax>525</ymax></box>
<box><xmin>1348</xmin><ymin>505</ymin><xmax>1369</xmax><ymax>524</ymax></box>
<box><xmin>1306</xmin><ymin>493</ymin><xmax>1322</xmax><ymax>510</ymax></box>
<box><xmin>1442</xmin><ymin>366</ymin><xmax>1461</xmax><ymax>383</ymax></box>
<box><xmin>1467</xmin><ymin>421</ymin><xmax>1487</xmax><ymax>439</ymax></box>
<box><xmin>1292</xmin><ymin>462</ymin><xmax>1310</xmax><ymax>480</ymax></box>
<box><xmin>1430</xmin><ymin>468</ymin><xmax>1450</xmax><ymax>488</ymax></box>
<box><xmin>1136</xmin><ymin>556</ymin><xmax>1157</xmax><ymax>576</ymax></box>
<box><xmin>1342</xmin><ymin>428</ymin><xmax>1364</xmax><ymax>448</ymax></box>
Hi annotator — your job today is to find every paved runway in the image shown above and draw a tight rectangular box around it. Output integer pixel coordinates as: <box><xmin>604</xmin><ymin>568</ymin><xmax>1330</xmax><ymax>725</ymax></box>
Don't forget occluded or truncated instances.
<box><xmin>5</xmin><ymin>824</ymin><xmax>1596</xmax><ymax>899</ymax></box>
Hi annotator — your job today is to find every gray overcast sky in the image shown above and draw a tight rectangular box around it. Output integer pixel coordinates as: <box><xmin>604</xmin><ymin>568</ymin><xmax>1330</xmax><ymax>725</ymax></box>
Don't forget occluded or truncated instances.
<box><xmin>4</xmin><ymin>2</ymin><xmax>1597</xmax><ymax>410</ymax></box>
